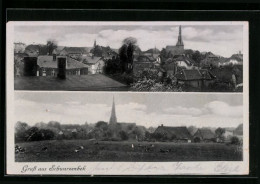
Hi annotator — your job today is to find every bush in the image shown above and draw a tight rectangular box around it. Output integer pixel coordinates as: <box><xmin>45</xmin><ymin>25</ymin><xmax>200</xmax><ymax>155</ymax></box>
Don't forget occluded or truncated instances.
<box><xmin>230</xmin><ymin>136</ymin><xmax>240</xmax><ymax>145</ymax></box>
<box><xmin>119</xmin><ymin>130</ymin><xmax>129</xmax><ymax>141</ymax></box>
<box><xmin>39</xmin><ymin>129</ymin><xmax>55</xmax><ymax>140</ymax></box>
<box><xmin>132</xmin><ymin>69</ymin><xmax>183</xmax><ymax>92</ymax></box>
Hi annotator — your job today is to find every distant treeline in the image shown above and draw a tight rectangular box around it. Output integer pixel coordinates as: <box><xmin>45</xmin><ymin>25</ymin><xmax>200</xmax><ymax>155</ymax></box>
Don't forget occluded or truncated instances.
<box><xmin>15</xmin><ymin>121</ymin><xmax>242</xmax><ymax>145</ymax></box>
<box><xmin>15</xmin><ymin>121</ymin><xmax>151</xmax><ymax>142</ymax></box>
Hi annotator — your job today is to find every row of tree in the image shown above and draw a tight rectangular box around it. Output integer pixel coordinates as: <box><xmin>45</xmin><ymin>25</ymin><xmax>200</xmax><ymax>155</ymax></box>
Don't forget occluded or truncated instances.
<box><xmin>15</xmin><ymin>121</ymin><xmax>148</xmax><ymax>142</ymax></box>
<box><xmin>15</xmin><ymin>121</ymin><xmax>240</xmax><ymax>145</ymax></box>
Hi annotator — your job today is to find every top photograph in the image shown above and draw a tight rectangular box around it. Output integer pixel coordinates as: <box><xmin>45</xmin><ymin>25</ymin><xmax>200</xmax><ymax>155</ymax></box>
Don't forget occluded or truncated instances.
<box><xmin>9</xmin><ymin>21</ymin><xmax>247</xmax><ymax>92</ymax></box>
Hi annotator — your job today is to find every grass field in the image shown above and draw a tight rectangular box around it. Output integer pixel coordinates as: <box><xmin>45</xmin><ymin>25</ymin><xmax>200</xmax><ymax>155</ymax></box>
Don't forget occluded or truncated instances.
<box><xmin>15</xmin><ymin>140</ymin><xmax>243</xmax><ymax>162</ymax></box>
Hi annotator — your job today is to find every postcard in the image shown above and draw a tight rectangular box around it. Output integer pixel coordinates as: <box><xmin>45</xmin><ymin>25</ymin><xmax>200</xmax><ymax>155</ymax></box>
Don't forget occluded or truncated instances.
<box><xmin>6</xmin><ymin>21</ymin><xmax>249</xmax><ymax>175</ymax></box>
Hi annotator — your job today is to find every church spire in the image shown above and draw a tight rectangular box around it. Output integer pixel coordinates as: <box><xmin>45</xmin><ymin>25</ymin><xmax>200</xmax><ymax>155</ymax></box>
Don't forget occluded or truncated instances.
<box><xmin>109</xmin><ymin>96</ymin><xmax>117</xmax><ymax>125</ymax></box>
<box><xmin>176</xmin><ymin>25</ymin><xmax>184</xmax><ymax>46</ymax></box>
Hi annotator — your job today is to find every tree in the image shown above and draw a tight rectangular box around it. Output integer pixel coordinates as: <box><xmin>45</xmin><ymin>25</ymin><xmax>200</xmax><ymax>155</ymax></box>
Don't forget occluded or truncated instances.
<box><xmin>191</xmin><ymin>51</ymin><xmax>203</xmax><ymax>66</ymax></box>
<box><xmin>25</xmin><ymin>127</ymin><xmax>42</xmax><ymax>141</ymax></box>
<box><xmin>119</xmin><ymin>37</ymin><xmax>137</xmax><ymax>73</ymax></box>
<box><xmin>95</xmin><ymin>121</ymin><xmax>108</xmax><ymax>131</ymax></box>
<box><xmin>47</xmin><ymin>121</ymin><xmax>61</xmax><ymax>130</ymax></box>
<box><xmin>39</xmin><ymin>129</ymin><xmax>55</xmax><ymax>140</ymax></box>
<box><xmin>230</xmin><ymin>136</ymin><xmax>240</xmax><ymax>145</ymax></box>
<box><xmin>15</xmin><ymin>121</ymin><xmax>30</xmax><ymax>142</ymax></box>
<box><xmin>92</xmin><ymin>45</ymin><xmax>103</xmax><ymax>57</ymax></box>
<box><xmin>144</xmin><ymin>131</ymin><xmax>151</xmax><ymax>140</ymax></box>
<box><xmin>119</xmin><ymin>130</ymin><xmax>129</xmax><ymax>141</ymax></box>
<box><xmin>215</xmin><ymin>127</ymin><xmax>226</xmax><ymax>141</ymax></box>
<box><xmin>46</xmin><ymin>39</ymin><xmax>57</xmax><ymax>55</ymax></box>
<box><xmin>104</xmin><ymin>56</ymin><xmax>121</xmax><ymax>74</ymax></box>
<box><xmin>160</xmin><ymin>48</ymin><xmax>168</xmax><ymax>63</ymax></box>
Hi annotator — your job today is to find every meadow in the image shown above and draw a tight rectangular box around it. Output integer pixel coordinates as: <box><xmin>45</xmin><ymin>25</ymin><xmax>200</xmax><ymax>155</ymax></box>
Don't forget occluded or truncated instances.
<box><xmin>15</xmin><ymin>140</ymin><xmax>243</xmax><ymax>162</ymax></box>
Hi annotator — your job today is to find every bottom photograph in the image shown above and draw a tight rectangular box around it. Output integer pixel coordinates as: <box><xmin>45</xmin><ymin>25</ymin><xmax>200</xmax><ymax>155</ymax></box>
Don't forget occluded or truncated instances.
<box><xmin>13</xmin><ymin>92</ymin><xmax>244</xmax><ymax>163</ymax></box>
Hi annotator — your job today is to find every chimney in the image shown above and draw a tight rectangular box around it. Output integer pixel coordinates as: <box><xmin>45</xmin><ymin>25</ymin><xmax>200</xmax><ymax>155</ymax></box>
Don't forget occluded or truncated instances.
<box><xmin>57</xmin><ymin>57</ymin><xmax>66</xmax><ymax>79</ymax></box>
<box><xmin>23</xmin><ymin>57</ymin><xmax>37</xmax><ymax>76</ymax></box>
<box><xmin>161</xmin><ymin>124</ymin><xmax>163</xmax><ymax>127</ymax></box>
<box><xmin>53</xmin><ymin>54</ymin><xmax>57</xmax><ymax>61</ymax></box>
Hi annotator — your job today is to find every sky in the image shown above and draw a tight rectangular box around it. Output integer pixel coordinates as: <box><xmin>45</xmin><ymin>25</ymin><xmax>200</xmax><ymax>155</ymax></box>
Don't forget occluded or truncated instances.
<box><xmin>15</xmin><ymin>92</ymin><xmax>243</xmax><ymax>128</ymax></box>
<box><xmin>14</xmin><ymin>24</ymin><xmax>243</xmax><ymax>57</ymax></box>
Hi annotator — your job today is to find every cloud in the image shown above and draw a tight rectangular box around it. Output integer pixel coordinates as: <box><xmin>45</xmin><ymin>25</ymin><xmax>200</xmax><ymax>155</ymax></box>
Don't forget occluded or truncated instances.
<box><xmin>205</xmin><ymin>101</ymin><xmax>243</xmax><ymax>117</ymax></box>
<box><xmin>14</xmin><ymin>25</ymin><xmax>243</xmax><ymax>57</ymax></box>
<box><xmin>164</xmin><ymin>106</ymin><xmax>202</xmax><ymax>116</ymax></box>
<box><xmin>14</xmin><ymin>98</ymin><xmax>243</xmax><ymax>128</ymax></box>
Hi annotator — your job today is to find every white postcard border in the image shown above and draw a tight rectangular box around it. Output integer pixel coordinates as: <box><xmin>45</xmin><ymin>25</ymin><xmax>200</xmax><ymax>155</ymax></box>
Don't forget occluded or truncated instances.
<box><xmin>6</xmin><ymin>21</ymin><xmax>249</xmax><ymax>175</ymax></box>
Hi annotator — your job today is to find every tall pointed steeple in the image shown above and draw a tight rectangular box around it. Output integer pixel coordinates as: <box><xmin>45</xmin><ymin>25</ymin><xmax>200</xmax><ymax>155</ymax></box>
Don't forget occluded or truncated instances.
<box><xmin>176</xmin><ymin>25</ymin><xmax>184</xmax><ymax>46</ymax></box>
<box><xmin>109</xmin><ymin>96</ymin><xmax>117</xmax><ymax>125</ymax></box>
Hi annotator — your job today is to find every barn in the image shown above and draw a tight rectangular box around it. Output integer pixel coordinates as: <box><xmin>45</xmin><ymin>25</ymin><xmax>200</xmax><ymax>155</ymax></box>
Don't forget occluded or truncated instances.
<box><xmin>154</xmin><ymin>125</ymin><xmax>193</xmax><ymax>143</ymax></box>
<box><xmin>193</xmin><ymin>128</ymin><xmax>216</xmax><ymax>142</ymax></box>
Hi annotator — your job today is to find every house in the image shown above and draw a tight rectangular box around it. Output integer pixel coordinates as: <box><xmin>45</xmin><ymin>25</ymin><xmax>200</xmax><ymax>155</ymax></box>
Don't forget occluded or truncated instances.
<box><xmin>173</xmin><ymin>55</ymin><xmax>196</xmax><ymax>69</ymax></box>
<box><xmin>53</xmin><ymin>46</ymin><xmax>65</xmax><ymax>55</ymax></box>
<box><xmin>193</xmin><ymin>128</ymin><xmax>216</xmax><ymax>142</ymax></box>
<box><xmin>36</xmin><ymin>55</ymin><xmax>88</xmax><ymax>76</ymax></box>
<box><xmin>91</xmin><ymin>45</ymin><xmax>119</xmax><ymax>60</ymax></box>
<box><xmin>81</xmin><ymin>56</ymin><xmax>105</xmax><ymax>74</ymax></box>
<box><xmin>133</xmin><ymin>54</ymin><xmax>157</xmax><ymax>75</ymax></box>
<box><xmin>175</xmin><ymin>69</ymin><xmax>215</xmax><ymax>89</ymax></box>
<box><xmin>143</xmin><ymin>48</ymin><xmax>161</xmax><ymax>64</ymax></box>
<box><xmin>162</xmin><ymin>55</ymin><xmax>196</xmax><ymax>77</ymax></box>
<box><xmin>24</xmin><ymin>44</ymin><xmax>48</xmax><ymax>56</ymax></box>
<box><xmin>154</xmin><ymin>125</ymin><xmax>192</xmax><ymax>142</ymax></box>
<box><xmin>220</xmin><ymin>53</ymin><xmax>243</xmax><ymax>66</ymax></box>
<box><xmin>59</xmin><ymin>47</ymin><xmax>92</xmax><ymax>58</ymax></box>
<box><xmin>208</xmin><ymin>65</ymin><xmax>243</xmax><ymax>87</ymax></box>
<box><xmin>223</xmin><ymin>130</ymin><xmax>234</xmax><ymax>141</ymax></box>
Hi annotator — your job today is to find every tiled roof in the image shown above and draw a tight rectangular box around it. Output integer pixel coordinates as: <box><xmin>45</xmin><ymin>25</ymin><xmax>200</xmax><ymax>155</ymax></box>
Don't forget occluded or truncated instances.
<box><xmin>229</xmin><ymin>54</ymin><xmax>243</xmax><ymax>62</ymax></box>
<box><xmin>173</xmin><ymin>55</ymin><xmax>194</xmax><ymax>65</ymax></box>
<box><xmin>37</xmin><ymin>55</ymin><xmax>88</xmax><ymax>69</ymax></box>
<box><xmin>62</xmin><ymin>47</ymin><xmax>92</xmax><ymax>54</ymax></box>
<box><xmin>209</xmin><ymin>66</ymin><xmax>242</xmax><ymax>84</ymax></box>
<box><xmin>81</xmin><ymin>56</ymin><xmax>102</xmax><ymax>65</ymax></box>
<box><xmin>175</xmin><ymin>69</ymin><xmax>215</xmax><ymax>81</ymax></box>
<box><xmin>164</xmin><ymin>55</ymin><xmax>195</xmax><ymax>67</ymax></box>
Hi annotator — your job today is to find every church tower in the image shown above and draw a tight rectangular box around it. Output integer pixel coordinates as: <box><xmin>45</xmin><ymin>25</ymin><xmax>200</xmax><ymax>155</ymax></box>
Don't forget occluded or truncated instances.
<box><xmin>176</xmin><ymin>25</ymin><xmax>184</xmax><ymax>46</ymax></box>
<box><xmin>109</xmin><ymin>96</ymin><xmax>117</xmax><ymax>125</ymax></box>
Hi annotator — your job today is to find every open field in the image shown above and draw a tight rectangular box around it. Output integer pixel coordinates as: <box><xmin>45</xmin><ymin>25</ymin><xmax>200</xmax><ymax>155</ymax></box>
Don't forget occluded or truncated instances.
<box><xmin>15</xmin><ymin>140</ymin><xmax>243</xmax><ymax>162</ymax></box>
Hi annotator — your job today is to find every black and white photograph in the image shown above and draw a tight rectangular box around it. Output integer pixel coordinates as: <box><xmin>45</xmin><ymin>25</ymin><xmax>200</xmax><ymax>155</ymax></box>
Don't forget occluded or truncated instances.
<box><xmin>12</xmin><ymin>22</ymin><xmax>245</xmax><ymax>92</ymax></box>
<box><xmin>14</xmin><ymin>92</ymin><xmax>243</xmax><ymax>162</ymax></box>
<box><xmin>6</xmin><ymin>21</ymin><xmax>249</xmax><ymax>175</ymax></box>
